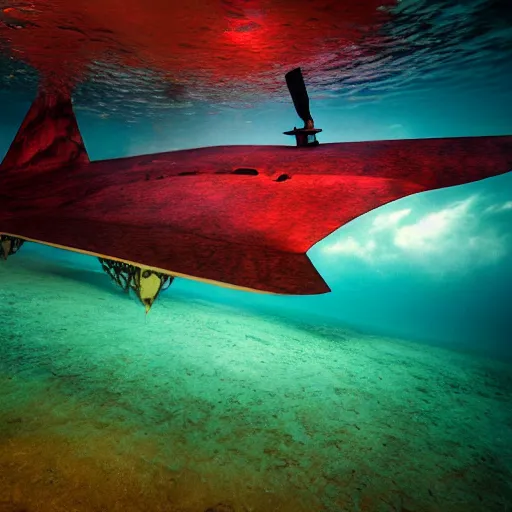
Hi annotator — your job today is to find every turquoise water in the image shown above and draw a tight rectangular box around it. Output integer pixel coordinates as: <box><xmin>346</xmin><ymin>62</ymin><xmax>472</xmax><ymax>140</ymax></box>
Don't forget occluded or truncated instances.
<box><xmin>1</xmin><ymin>0</ymin><xmax>512</xmax><ymax>510</ymax></box>
<box><xmin>1</xmin><ymin>247</ymin><xmax>511</xmax><ymax>511</ymax></box>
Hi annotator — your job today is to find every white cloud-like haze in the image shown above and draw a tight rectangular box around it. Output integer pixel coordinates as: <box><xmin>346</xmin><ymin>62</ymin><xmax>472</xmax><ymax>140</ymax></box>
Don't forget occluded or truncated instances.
<box><xmin>322</xmin><ymin>237</ymin><xmax>376</xmax><ymax>261</ymax></box>
<box><xmin>321</xmin><ymin>195</ymin><xmax>511</xmax><ymax>274</ymax></box>
<box><xmin>484</xmin><ymin>201</ymin><xmax>512</xmax><ymax>214</ymax></box>
<box><xmin>393</xmin><ymin>197</ymin><xmax>474</xmax><ymax>253</ymax></box>
<box><xmin>370</xmin><ymin>208</ymin><xmax>412</xmax><ymax>233</ymax></box>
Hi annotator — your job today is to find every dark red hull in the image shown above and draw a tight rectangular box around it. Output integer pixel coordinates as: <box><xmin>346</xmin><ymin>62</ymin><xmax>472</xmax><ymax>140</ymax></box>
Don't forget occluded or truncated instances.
<box><xmin>1</xmin><ymin>93</ymin><xmax>511</xmax><ymax>294</ymax></box>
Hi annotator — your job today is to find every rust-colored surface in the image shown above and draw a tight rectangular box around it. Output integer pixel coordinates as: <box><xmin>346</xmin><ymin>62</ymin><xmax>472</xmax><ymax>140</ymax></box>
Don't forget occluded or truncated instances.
<box><xmin>0</xmin><ymin>91</ymin><xmax>89</xmax><ymax>172</ymax></box>
<box><xmin>0</xmin><ymin>93</ymin><xmax>511</xmax><ymax>294</ymax></box>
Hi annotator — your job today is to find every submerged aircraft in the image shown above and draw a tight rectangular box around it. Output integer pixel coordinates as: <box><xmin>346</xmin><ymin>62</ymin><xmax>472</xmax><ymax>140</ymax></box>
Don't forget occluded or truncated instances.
<box><xmin>0</xmin><ymin>68</ymin><xmax>511</xmax><ymax>311</ymax></box>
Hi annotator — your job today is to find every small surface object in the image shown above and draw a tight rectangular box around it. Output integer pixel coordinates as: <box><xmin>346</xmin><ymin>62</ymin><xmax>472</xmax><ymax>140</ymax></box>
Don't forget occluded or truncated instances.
<box><xmin>0</xmin><ymin>235</ymin><xmax>24</xmax><ymax>260</ymax></box>
<box><xmin>98</xmin><ymin>258</ymin><xmax>173</xmax><ymax>313</ymax></box>
<box><xmin>283</xmin><ymin>68</ymin><xmax>323</xmax><ymax>147</ymax></box>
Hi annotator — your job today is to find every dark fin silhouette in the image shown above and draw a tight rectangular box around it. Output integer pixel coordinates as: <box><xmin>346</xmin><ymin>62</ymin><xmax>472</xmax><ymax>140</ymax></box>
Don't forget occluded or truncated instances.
<box><xmin>285</xmin><ymin>67</ymin><xmax>313</xmax><ymax>124</ymax></box>
<box><xmin>0</xmin><ymin>89</ymin><xmax>89</xmax><ymax>173</ymax></box>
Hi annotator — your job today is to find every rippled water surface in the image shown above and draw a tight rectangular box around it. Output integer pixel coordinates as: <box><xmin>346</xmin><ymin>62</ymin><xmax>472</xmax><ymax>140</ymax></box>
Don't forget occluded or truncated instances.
<box><xmin>1</xmin><ymin>0</ymin><xmax>511</xmax><ymax>119</ymax></box>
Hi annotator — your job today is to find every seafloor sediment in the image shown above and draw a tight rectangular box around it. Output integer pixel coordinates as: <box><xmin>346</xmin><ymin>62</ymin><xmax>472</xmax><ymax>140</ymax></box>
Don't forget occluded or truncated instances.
<box><xmin>0</xmin><ymin>252</ymin><xmax>511</xmax><ymax>512</ymax></box>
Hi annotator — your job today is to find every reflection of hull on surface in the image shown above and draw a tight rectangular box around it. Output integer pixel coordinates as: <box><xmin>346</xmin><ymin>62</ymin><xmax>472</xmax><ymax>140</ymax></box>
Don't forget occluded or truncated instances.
<box><xmin>0</xmin><ymin>92</ymin><xmax>511</xmax><ymax>294</ymax></box>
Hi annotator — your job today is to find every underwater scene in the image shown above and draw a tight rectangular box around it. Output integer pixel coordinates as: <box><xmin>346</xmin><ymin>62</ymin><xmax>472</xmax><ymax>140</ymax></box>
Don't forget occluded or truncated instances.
<box><xmin>0</xmin><ymin>0</ymin><xmax>511</xmax><ymax>511</ymax></box>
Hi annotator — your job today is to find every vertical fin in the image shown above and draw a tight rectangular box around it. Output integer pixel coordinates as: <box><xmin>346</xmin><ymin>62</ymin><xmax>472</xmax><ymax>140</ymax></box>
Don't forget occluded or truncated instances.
<box><xmin>285</xmin><ymin>67</ymin><xmax>313</xmax><ymax>125</ymax></box>
<box><xmin>0</xmin><ymin>89</ymin><xmax>89</xmax><ymax>173</ymax></box>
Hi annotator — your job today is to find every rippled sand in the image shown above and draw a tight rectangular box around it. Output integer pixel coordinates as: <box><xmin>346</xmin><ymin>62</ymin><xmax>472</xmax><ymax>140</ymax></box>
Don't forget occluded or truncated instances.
<box><xmin>0</xmin><ymin>252</ymin><xmax>511</xmax><ymax>512</ymax></box>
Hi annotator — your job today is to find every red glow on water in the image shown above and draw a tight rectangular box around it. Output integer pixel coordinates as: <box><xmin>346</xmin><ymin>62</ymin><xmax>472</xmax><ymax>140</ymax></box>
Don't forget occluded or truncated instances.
<box><xmin>0</xmin><ymin>0</ymin><xmax>395</xmax><ymax>92</ymax></box>
<box><xmin>224</xmin><ymin>19</ymin><xmax>264</xmax><ymax>48</ymax></box>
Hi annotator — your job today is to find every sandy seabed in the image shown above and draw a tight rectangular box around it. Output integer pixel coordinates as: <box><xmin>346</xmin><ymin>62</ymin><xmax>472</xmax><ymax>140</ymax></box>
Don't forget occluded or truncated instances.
<box><xmin>0</xmin><ymin>252</ymin><xmax>511</xmax><ymax>512</ymax></box>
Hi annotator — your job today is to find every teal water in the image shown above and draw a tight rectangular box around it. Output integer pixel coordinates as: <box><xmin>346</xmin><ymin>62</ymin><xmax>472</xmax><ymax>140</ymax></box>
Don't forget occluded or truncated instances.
<box><xmin>1</xmin><ymin>247</ymin><xmax>511</xmax><ymax>511</ymax></box>
<box><xmin>1</xmin><ymin>0</ymin><xmax>512</xmax><ymax>510</ymax></box>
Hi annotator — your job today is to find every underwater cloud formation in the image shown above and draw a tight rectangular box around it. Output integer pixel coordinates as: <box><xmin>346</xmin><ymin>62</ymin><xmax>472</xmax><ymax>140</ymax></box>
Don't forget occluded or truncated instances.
<box><xmin>370</xmin><ymin>208</ymin><xmax>412</xmax><ymax>233</ymax></box>
<box><xmin>323</xmin><ymin>236</ymin><xmax>377</xmax><ymax>262</ymax></box>
<box><xmin>393</xmin><ymin>197</ymin><xmax>475</xmax><ymax>252</ymax></box>
<box><xmin>484</xmin><ymin>200</ymin><xmax>512</xmax><ymax>214</ymax></box>
<box><xmin>322</xmin><ymin>195</ymin><xmax>511</xmax><ymax>274</ymax></box>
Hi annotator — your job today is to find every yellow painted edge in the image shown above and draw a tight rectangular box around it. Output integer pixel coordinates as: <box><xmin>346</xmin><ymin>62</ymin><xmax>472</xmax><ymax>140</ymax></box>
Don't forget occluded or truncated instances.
<box><xmin>0</xmin><ymin>231</ymin><xmax>273</xmax><ymax>295</ymax></box>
